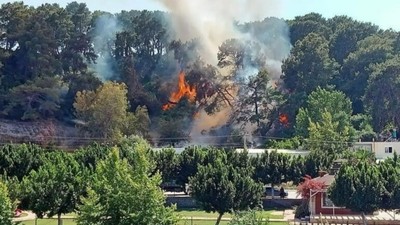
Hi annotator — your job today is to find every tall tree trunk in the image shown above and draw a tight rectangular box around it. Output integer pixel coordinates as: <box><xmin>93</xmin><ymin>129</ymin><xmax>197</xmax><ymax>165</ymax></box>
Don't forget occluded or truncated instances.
<box><xmin>254</xmin><ymin>91</ymin><xmax>260</xmax><ymax>127</ymax></box>
<box><xmin>215</xmin><ymin>213</ymin><xmax>224</xmax><ymax>225</ymax></box>
<box><xmin>57</xmin><ymin>213</ymin><xmax>62</xmax><ymax>225</ymax></box>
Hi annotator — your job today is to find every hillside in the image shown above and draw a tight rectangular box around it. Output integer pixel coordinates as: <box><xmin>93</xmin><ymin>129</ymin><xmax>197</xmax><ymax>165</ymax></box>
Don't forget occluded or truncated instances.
<box><xmin>0</xmin><ymin>2</ymin><xmax>398</xmax><ymax>147</ymax></box>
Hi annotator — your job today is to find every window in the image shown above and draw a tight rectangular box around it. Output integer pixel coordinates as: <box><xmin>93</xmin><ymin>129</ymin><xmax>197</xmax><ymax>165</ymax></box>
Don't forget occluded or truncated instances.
<box><xmin>385</xmin><ymin>147</ymin><xmax>393</xmax><ymax>153</ymax></box>
<box><xmin>322</xmin><ymin>192</ymin><xmax>334</xmax><ymax>207</ymax></box>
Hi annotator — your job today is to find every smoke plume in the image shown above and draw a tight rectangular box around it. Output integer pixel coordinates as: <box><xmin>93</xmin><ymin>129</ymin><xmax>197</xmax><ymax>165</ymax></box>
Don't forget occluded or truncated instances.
<box><xmin>155</xmin><ymin>0</ymin><xmax>292</xmax><ymax>144</ymax></box>
<box><xmin>156</xmin><ymin>0</ymin><xmax>288</xmax><ymax>66</ymax></box>
<box><xmin>91</xmin><ymin>14</ymin><xmax>122</xmax><ymax>81</ymax></box>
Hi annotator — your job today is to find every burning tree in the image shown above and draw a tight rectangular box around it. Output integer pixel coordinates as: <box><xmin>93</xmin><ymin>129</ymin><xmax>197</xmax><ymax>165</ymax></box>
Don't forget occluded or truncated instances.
<box><xmin>162</xmin><ymin>71</ymin><xmax>197</xmax><ymax>111</ymax></box>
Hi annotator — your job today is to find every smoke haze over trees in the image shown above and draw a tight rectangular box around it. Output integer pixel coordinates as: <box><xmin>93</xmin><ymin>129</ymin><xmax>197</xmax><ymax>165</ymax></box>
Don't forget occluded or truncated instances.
<box><xmin>0</xmin><ymin>1</ymin><xmax>399</xmax><ymax>147</ymax></box>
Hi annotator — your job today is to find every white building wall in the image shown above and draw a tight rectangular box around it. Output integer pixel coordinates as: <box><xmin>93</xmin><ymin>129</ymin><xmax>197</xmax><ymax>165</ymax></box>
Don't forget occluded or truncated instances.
<box><xmin>353</xmin><ymin>142</ymin><xmax>400</xmax><ymax>160</ymax></box>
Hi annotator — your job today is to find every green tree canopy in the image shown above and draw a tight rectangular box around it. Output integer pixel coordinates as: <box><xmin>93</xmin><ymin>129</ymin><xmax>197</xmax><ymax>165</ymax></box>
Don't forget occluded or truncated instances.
<box><xmin>338</xmin><ymin>33</ymin><xmax>395</xmax><ymax>113</ymax></box>
<box><xmin>364</xmin><ymin>56</ymin><xmax>400</xmax><ymax>131</ymax></box>
<box><xmin>77</xmin><ymin>139</ymin><xmax>177</xmax><ymax>225</ymax></box>
<box><xmin>329</xmin><ymin>160</ymin><xmax>383</xmax><ymax>214</ymax></box>
<box><xmin>0</xmin><ymin>181</ymin><xmax>13</xmax><ymax>225</ymax></box>
<box><xmin>295</xmin><ymin>87</ymin><xmax>353</xmax><ymax>138</ymax></box>
<box><xmin>305</xmin><ymin>111</ymin><xmax>352</xmax><ymax>155</ymax></box>
<box><xmin>234</xmin><ymin>70</ymin><xmax>284</xmax><ymax>135</ymax></box>
<box><xmin>0</xmin><ymin>143</ymin><xmax>49</xmax><ymax>180</ymax></box>
<box><xmin>3</xmin><ymin>76</ymin><xmax>66</xmax><ymax>120</ymax></box>
<box><xmin>22</xmin><ymin>151</ymin><xmax>86</xmax><ymax>225</ymax></box>
<box><xmin>74</xmin><ymin>81</ymin><xmax>150</xmax><ymax>140</ymax></box>
<box><xmin>190</xmin><ymin>149</ymin><xmax>263</xmax><ymax>225</ymax></box>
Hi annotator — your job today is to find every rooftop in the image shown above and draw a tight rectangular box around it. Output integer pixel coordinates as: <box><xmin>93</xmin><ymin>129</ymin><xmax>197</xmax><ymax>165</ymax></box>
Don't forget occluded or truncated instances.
<box><xmin>312</xmin><ymin>174</ymin><xmax>336</xmax><ymax>186</ymax></box>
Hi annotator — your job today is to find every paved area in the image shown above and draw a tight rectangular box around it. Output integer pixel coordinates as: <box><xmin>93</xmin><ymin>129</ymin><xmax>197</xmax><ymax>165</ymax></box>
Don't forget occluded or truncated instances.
<box><xmin>284</xmin><ymin>209</ymin><xmax>295</xmax><ymax>220</ymax></box>
<box><xmin>13</xmin><ymin>211</ymin><xmax>36</xmax><ymax>222</ymax></box>
<box><xmin>165</xmin><ymin>190</ymin><xmax>301</xmax><ymax>199</ymax></box>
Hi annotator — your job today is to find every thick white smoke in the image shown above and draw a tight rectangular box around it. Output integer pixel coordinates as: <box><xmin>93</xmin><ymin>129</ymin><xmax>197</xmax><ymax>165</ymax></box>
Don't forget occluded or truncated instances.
<box><xmin>155</xmin><ymin>0</ymin><xmax>291</xmax><ymax>145</ymax></box>
<box><xmin>91</xmin><ymin>14</ymin><xmax>122</xmax><ymax>81</ymax></box>
<box><xmin>156</xmin><ymin>0</ymin><xmax>288</xmax><ymax>66</ymax></box>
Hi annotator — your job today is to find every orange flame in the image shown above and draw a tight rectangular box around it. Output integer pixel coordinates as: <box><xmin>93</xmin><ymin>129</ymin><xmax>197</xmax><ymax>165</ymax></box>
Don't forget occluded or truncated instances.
<box><xmin>279</xmin><ymin>113</ymin><xmax>289</xmax><ymax>126</ymax></box>
<box><xmin>162</xmin><ymin>71</ymin><xmax>196</xmax><ymax>111</ymax></box>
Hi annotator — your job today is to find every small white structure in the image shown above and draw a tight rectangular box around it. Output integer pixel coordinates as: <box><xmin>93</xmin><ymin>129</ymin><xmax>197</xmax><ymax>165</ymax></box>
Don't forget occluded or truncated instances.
<box><xmin>353</xmin><ymin>141</ymin><xmax>400</xmax><ymax>160</ymax></box>
<box><xmin>152</xmin><ymin>147</ymin><xmax>310</xmax><ymax>157</ymax></box>
<box><xmin>235</xmin><ymin>148</ymin><xmax>309</xmax><ymax>157</ymax></box>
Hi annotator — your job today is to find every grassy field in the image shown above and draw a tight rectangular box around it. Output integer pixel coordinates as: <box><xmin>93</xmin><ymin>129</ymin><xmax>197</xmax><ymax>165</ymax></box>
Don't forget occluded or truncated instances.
<box><xmin>20</xmin><ymin>219</ymin><xmax>76</xmax><ymax>225</ymax></box>
<box><xmin>18</xmin><ymin>209</ymin><xmax>287</xmax><ymax>225</ymax></box>
<box><xmin>20</xmin><ymin>219</ymin><xmax>288</xmax><ymax>225</ymax></box>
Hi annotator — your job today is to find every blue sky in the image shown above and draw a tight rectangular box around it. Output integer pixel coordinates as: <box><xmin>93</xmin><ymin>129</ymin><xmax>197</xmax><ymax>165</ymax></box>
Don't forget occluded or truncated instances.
<box><xmin>1</xmin><ymin>0</ymin><xmax>400</xmax><ymax>30</ymax></box>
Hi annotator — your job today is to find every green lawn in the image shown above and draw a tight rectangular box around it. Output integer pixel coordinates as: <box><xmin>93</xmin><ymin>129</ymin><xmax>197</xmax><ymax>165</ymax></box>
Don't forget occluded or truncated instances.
<box><xmin>19</xmin><ymin>219</ymin><xmax>77</xmax><ymax>225</ymax></box>
<box><xmin>18</xmin><ymin>209</ymin><xmax>286</xmax><ymax>225</ymax></box>
<box><xmin>20</xmin><ymin>219</ymin><xmax>287</xmax><ymax>225</ymax></box>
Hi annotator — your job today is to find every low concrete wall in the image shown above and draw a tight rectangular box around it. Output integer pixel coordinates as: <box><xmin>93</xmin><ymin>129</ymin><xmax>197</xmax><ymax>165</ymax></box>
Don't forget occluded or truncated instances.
<box><xmin>262</xmin><ymin>198</ymin><xmax>302</xmax><ymax>209</ymax></box>
<box><xmin>166</xmin><ymin>196</ymin><xmax>198</xmax><ymax>208</ymax></box>
<box><xmin>166</xmin><ymin>195</ymin><xmax>301</xmax><ymax>209</ymax></box>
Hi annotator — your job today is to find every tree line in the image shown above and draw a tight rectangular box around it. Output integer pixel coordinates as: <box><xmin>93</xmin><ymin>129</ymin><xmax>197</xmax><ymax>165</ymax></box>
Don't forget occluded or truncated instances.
<box><xmin>0</xmin><ymin>139</ymin><xmax>399</xmax><ymax>224</ymax></box>
<box><xmin>329</xmin><ymin>152</ymin><xmax>400</xmax><ymax>215</ymax></box>
<box><xmin>0</xmin><ymin>138</ymin><xmax>335</xmax><ymax>225</ymax></box>
<box><xmin>0</xmin><ymin>2</ymin><xmax>399</xmax><ymax>147</ymax></box>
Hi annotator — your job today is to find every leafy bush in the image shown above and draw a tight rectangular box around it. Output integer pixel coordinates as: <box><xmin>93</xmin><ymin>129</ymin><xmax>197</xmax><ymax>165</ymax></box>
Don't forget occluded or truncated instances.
<box><xmin>294</xmin><ymin>201</ymin><xmax>310</xmax><ymax>219</ymax></box>
<box><xmin>229</xmin><ymin>210</ymin><xmax>269</xmax><ymax>225</ymax></box>
<box><xmin>267</xmin><ymin>137</ymin><xmax>302</xmax><ymax>149</ymax></box>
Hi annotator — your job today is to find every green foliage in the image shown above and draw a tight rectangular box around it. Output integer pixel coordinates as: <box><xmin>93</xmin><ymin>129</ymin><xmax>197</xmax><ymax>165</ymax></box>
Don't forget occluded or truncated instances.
<box><xmin>228</xmin><ymin>209</ymin><xmax>268</xmax><ymax>225</ymax></box>
<box><xmin>341</xmin><ymin>149</ymin><xmax>376</xmax><ymax>164</ymax></box>
<box><xmin>339</xmin><ymin>33</ymin><xmax>395</xmax><ymax>113</ymax></box>
<box><xmin>294</xmin><ymin>201</ymin><xmax>310</xmax><ymax>219</ymax></box>
<box><xmin>329</xmin><ymin>160</ymin><xmax>384</xmax><ymax>213</ymax></box>
<box><xmin>235</xmin><ymin>70</ymin><xmax>284</xmax><ymax>135</ymax></box>
<box><xmin>0</xmin><ymin>2</ymin><xmax>399</xmax><ymax>150</ymax></box>
<box><xmin>61</xmin><ymin>71</ymin><xmax>102</xmax><ymax>116</ymax></box>
<box><xmin>74</xmin><ymin>143</ymin><xmax>111</xmax><ymax>170</ymax></box>
<box><xmin>176</xmin><ymin>147</ymin><xmax>206</xmax><ymax>185</ymax></box>
<box><xmin>0</xmin><ymin>181</ymin><xmax>13</xmax><ymax>225</ymax></box>
<box><xmin>364</xmin><ymin>56</ymin><xmax>400</xmax><ymax>131</ymax></box>
<box><xmin>328</xmin><ymin>16</ymin><xmax>379</xmax><ymax>64</ymax></box>
<box><xmin>295</xmin><ymin>87</ymin><xmax>353</xmax><ymax>138</ymax></box>
<box><xmin>350</xmin><ymin>114</ymin><xmax>376</xmax><ymax>141</ymax></box>
<box><xmin>267</xmin><ymin>137</ymin><xmax>302</xmax><ymax>149</ymax></box>
<box><xmin>303</xmin><ymin>150</ymin><xmax>336</xmax><ymax>177</ymax></box>
<box><xmin>378</xmin><ymin>154</ymin><xmax>400</xmax><ymax>211</ymax></box>
<box><xmin>22</xmin><ymin>151</ymin><xmax>86</xmax><ymax>223</ymax></box>
<box><xmin>288</xmin><ymin>13</ymin><xmax>332</xmax><ymax>45</ymax></box>
<box><xmin>252</xmin><ymin>150</ymin><xmax>291</xmax><ymax>186</ymax></box>
<box><xmin>190</xmin><ymin>149</ymin><xmax>263</xmax><ymax>225</ymax></box>
<box><xmin>0</xmin><ymin>143</ymin><xmax>49</xmax><ymax>180</ymax></box>
<box><xmin>287</xmin><ymin>155</ymin><xmax>305</xmax><ymax>185</ymax></box>
<box><xmin>305</xmin><ymin>111</ymin><xmax>352</xmax><ymax>155</ymax></box>
<box><xmin>154</xmin><ymin>148</ymin><xmax>181</xmax><ymax>183</ymax></box>
<box><xmin>124</xmin><ymin>106</ymin><xmax>151</xmax><ymax>138</ymax></box>
<box><xmin>74</xmin><ymin>82</ymin><xmax>150</xmax><ymax>140</ymax></box>
<box><xmin>282</xmin><ymin>33</ymin><xmax>339</xmax><ymax>95</ymax></box>
<box><xmin>3</xmin><ymin>76</ymin><xmax>66</xmax><ymax>120</ymax></box>
<box><xmin>1</xmin><ymin>175</ymin><xmax>21</xmax><ymax>209</ymax></box>
<box><xmin>77</xmin><ymin>140</ymin><xmax>177</xmax><ymax>225</ymax></box>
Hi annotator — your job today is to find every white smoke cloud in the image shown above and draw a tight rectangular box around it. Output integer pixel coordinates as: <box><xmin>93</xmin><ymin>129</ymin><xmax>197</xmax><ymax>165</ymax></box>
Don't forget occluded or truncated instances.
<box><xmin>91</xmin><ymin>14</ymin><xmax>122</xmax><ymax>81</ymax></box>
<box><xmin>155</xmin><ymin>0</ymin><xmax>291</xmax><ymax>142</ymax></box>
<box><xmin>156</xmin><ymin>0</ymin><xmax>287</xmax><ymax>66</ymax></box>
